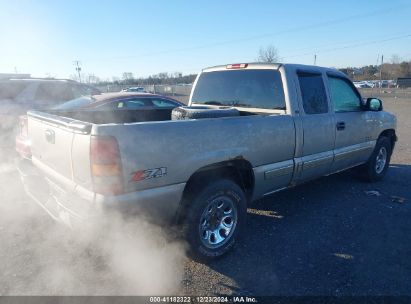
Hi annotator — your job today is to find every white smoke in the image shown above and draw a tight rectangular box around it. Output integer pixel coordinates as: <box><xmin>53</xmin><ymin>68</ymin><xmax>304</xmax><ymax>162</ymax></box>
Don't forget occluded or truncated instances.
<box><xmin>0</xmin><ymin>143</ymin><xmax>187</xmax><ymax>295</ymax></box>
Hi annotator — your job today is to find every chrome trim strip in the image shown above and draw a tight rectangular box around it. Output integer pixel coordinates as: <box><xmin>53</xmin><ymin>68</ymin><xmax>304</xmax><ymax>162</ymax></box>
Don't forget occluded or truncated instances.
<box><xmin>301</xmin><ymin>151</ymin><xmax>334</xmax><ymax>170</ymax></box>
<box><xmin>303</xmin><ymin>156</ymin><xmax>333</xmax><ymax>170</ymax></box>
<box><xmin>263</xmin><ymin>186</ymin><xmax>288</xmax><ymax>197</ymax></box>
<box><xmin>334</xmin><ymin>140</ymin><xmax>376</xmax><ymax>161</ymax></box>
<box><xmin>265</xmin><ymin>164</ymin><xmax>294</xmax><ymax>179</ymax></box>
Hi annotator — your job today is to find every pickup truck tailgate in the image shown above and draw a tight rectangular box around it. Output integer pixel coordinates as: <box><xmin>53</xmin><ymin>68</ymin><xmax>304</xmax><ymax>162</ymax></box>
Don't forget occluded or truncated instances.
<box><xmin>27</xmin><ymin>111</ymin><xmax>92</xmax><ymax>190</ymax></box>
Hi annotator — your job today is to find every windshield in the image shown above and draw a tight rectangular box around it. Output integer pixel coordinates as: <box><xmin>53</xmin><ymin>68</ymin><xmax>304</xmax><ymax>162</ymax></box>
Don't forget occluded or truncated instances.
<box><xmin>53</xmin><ymin>96</ymin><xmax>94</xmax><ymax>110</ymax></box>
<box><xmin>191</xmin><ymin>69</ymin><xmax>286</xmax><ymax>109</ymax></box>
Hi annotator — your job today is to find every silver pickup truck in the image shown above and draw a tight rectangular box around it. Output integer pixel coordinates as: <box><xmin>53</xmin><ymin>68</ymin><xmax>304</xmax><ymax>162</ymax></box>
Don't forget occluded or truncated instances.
<box><xmin>21</xmin><ymin>63</ymin><xmax>397</xmax><ymax>259</ymax></box>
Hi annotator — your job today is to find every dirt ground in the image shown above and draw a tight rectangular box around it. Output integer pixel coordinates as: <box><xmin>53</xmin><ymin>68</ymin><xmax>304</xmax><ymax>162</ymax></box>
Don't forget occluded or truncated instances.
<box><xmin>0</xmin><ymin>97</ymin><xmax>410</xmax><ymax>296</ymax></box>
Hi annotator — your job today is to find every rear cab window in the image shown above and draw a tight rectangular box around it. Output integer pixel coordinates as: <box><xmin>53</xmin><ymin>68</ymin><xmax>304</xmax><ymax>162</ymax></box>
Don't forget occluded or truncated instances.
<box><xmin>191</xmin><ymin>69</ymin><xmax>286</xmax><ymax>110</ymax></box>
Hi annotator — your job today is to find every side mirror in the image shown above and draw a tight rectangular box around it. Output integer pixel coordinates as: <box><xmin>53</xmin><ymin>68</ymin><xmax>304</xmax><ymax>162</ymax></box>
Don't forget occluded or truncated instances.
<box><xmin>365</xmin><ymin>98</ymin><xmax>383</xmax><ymax>111</ymax></box>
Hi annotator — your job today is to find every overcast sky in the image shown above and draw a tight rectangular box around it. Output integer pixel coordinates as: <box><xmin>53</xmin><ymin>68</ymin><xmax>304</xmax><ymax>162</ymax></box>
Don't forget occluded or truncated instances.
<box><xmin>1</xmin><ymin>0</ymin><xmax>410</xmax><ymax>79</ymax></box>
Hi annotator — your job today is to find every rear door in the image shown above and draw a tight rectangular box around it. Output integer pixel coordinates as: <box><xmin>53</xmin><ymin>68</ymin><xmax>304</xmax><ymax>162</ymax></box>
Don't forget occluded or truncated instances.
<box><xmin>296</xmin><ymin>71</ymin><xmax>335</xmax><ymax>181</ymax></box>
<box><xmin>326</xmin><ymin>74</ymin><xmax>375</xmax><ymax>172</ymax></box>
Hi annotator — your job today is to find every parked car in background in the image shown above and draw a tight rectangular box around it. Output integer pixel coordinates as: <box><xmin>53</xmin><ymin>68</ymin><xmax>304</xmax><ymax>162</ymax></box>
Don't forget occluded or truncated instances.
<box><xmin>122</xmin><ymin>86</ymin><xmax>146</xmax><ymax>93</ymax></box>
<box><xmin>15</xmin><ymin>92</ymin><xmax>183</xmax><ymax>158</ymax></box>
<box><xmin>364</xmin><ymin>81</ymin><xmax>375</xmax><ymax>88</ymax></box>
<box><xmin>0</xmin><ymin>78</ymin><xmax>100</xmax><ymax>147</ymax></box>
<box><xmin>54</xmin><ymin>92</ymin><xmax>182</xmax><ymax>110</ymax></box>
<box><xmin>353</xmin><ymin>81</ymin><xmax>372</xmax><ymax>89</ymax></box>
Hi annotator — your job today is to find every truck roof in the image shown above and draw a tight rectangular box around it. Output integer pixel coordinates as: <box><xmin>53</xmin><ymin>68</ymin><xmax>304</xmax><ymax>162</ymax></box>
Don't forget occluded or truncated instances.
<box><xmin>202</xmin><ymin>62</ymin><xmax>344</xmax><ymax>76</ymax></box>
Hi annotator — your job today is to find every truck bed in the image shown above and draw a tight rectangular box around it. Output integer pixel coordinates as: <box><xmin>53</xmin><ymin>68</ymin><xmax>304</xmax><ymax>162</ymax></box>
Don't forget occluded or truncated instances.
<box><xmin>43</xmin><ymin>108</ymin><xmax>175</xmax><ymax>124</ymax></box>
<box><xmin>38</xmin><ymin>107</ymin><xmax>260</xmax><ymax>125</ymax></box>
<box><xmin>27</xmin><ymin>107</ymin><xmax>295</xmax><ymax>198</ymax></box>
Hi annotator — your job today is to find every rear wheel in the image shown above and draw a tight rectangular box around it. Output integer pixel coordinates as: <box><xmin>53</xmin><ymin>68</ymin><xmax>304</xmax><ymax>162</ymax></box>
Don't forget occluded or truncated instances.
<box><xmin>183</xmin><ymin>179</ymin><xmax>247</xmax><ymax>260</ymax></box>
<box><xmin>361</xmin><ymin>136</ymin><xmax>392</xmax><ymax>182</ymax></box>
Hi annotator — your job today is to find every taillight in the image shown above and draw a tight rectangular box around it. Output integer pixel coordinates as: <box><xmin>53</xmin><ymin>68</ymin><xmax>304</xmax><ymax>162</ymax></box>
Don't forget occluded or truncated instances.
<box><xmin>19</xmin><ymin>115</ymin><xmax>28</xmax><ymax>137</ymax></box>
<box><xmin>90</xmin><ymin>136</ymin><xmax>124</xmax><ymax>195</ymax></box>
<box><xmin>226</xmin><ymin>63</ymin><xmax>248</xmax><ymax>69</ymax></box>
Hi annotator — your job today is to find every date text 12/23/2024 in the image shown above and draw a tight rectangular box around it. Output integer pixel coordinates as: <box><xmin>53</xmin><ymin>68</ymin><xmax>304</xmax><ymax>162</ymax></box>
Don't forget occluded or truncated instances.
<box><xmin>149</xmin><ymin>296</ymin><xmax>257</xmax><ymax>303</ymax></box>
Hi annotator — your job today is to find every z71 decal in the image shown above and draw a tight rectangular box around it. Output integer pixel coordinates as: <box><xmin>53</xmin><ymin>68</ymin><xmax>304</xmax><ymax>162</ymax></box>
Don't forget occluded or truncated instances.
<box><xmin>131</xmin><ymin>167</ymin><xmax>167</xmax><ymax>181</ymax></box>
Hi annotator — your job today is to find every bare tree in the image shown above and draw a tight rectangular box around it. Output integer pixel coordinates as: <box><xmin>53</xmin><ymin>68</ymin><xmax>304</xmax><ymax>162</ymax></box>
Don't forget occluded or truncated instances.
<box><xmin>70</xmin><ymin>72</ymin><xmax>86</xmax><ymax>83</ymax></box>
<box><xmin>173</xmin><ymin>72</ymin><xmax>183</xmax><ymax>78</ymax></box>
<box><xmin>390</xmin><ymin>54</ymin><xmax>402</xmax><ymax>64</ymax></box>
<box><xmin>257</xmin><ymin>45</ymin><xmax>280</xmax><ymax>63</ymax></box>
<box><xmin>158</xmin><ymin>72</ymin><xmax>169</xmax><ymax>79</ymax></box>
<box><xmin>86</xmin><ymin>74</ymin><xmax>100</xmax><ymax>84</ymax></box>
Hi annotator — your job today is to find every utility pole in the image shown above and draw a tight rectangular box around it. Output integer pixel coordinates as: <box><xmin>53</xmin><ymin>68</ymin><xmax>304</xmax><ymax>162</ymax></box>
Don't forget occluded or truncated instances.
<box><xmin>73</xmin><ymin>60</ymin><xmax>82</xmax><ymax>83</ymax></box>
<box><xmin>379</xmin><ymin>54</ymin><xmax>384</xmax><ymax>92</ymax></box>
<box><xmin>314</xmin><ymin>54</ymin><xmax>317</xmax><ymax>66</ymax></box>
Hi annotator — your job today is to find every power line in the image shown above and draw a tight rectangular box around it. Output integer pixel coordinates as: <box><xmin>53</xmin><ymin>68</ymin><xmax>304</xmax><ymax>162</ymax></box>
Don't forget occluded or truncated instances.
<box><xmin>281</xmin><ymin>31</ymin><xmax>408</xmax><ymax>54</ymax></box>
<box><xmin>283</xmin><ymin>33</ymin><xmax>411</xmax><ymax>60</ymax></box>
<box><xmin>83</xmin><ymin>4</ymin><xmax>410</xmax><ymax>63</ymax></box>
<box><xmin>150</xmin><ymin>33</ymin><xmax>411</xmax><ymax>74</ymax></box>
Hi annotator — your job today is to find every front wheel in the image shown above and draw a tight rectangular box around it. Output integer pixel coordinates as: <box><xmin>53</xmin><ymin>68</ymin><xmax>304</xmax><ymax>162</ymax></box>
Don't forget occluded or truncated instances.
<box><xmin>183</xmin><ymin>179</ymin><xmax>247</xmax><ymax>260</ymax></box>
<box><xmin>361</xmin><ymin>136</ymin><xmax>392</xmax><ymax>182</ymax></box>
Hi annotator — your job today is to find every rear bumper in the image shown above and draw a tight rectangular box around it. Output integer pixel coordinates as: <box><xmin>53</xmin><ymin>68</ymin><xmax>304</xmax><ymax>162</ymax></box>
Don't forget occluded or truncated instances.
<box><xmin>17</xmin><ymin>159</ymin><xmax>186</xmax><ymax>227</ymax></box>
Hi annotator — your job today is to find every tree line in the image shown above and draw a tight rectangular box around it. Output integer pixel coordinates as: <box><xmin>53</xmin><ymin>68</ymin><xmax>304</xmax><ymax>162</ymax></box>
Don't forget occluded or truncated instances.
<box><xmin>72</xmin><ymin>45</ymin><xmax>410</xmax><ymax>85</ymax></box>
<box><xmin>339</xmin><ymin>61</ymin><xmax>411</xmax><ymax>81</ymax></box>
<box><xmin>89</xmin><ymin>72</ymin><xmax>197</xmax><ymax>86</ymax></box>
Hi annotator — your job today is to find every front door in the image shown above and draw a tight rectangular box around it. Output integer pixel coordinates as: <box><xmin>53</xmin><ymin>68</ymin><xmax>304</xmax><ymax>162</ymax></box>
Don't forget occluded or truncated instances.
<box><xmin>326</xmin><ymin>75</ymin><xmax>375</xmax><ymax>172</ymax></box>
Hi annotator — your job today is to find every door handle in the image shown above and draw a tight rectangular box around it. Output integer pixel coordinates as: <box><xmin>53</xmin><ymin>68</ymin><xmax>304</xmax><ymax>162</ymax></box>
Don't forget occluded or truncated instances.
<box><xmin>336</xmin><ymin>121</ymin><xmax>346</xmax><ymax>131</ymax></box>
<box><xmin>45</xmin><ymin>129</ymin><xmax>55</xmax><ymax>144</ymax></box>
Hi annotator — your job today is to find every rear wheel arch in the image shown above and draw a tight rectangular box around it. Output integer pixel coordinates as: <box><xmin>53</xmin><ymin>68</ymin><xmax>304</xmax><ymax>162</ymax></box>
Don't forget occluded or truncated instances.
<box><xmin>176</xmin><ymin>159</ymin><xmax>254</xmax><ymax>223</ymax></box>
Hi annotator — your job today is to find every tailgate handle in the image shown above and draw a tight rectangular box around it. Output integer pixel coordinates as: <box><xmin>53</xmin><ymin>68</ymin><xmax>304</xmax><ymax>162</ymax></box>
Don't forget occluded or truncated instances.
<box><xmin>45</xmin><ymin>129</ymin><xmax>55</xmax><ymax>144</ymax></box>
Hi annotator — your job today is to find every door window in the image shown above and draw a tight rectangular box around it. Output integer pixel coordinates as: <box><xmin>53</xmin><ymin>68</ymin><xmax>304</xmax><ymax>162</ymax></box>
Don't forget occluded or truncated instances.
<box><xmin>151</xmin><ymin>98</ymin><xmax>179</xmax><ymax>107</ymax></box>
<box><xmin>298</xmin><ymin>73</ymin><xmax>328</xmax><ymax>114</ymax></box>
<box><xmin>123</xmin><ymin>98</ymin><xmax>151</xmax><ymax>108</ymax></box>
<box><xmin>328</xmin><ymin>76</ymin><xmax>361</xmax><ymax>112</ymax></box>
<box><xmin>97</xmin><ymin>98</ymin><xmax>152</xmax><ymax>109</ymax></box>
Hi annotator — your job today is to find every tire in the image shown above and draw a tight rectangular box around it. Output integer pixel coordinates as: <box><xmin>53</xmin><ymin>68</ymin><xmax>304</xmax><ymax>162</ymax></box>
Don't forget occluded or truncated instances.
<box><xmin>361</xmin><ymin>136</ymin><xmax>392</xmax><ymax>182</ymax></box>
<box><xmin>171</xmin><ymin>106</ymin><xmax>239</xmax><ymax>120</ymax></box>
<box><xmin>183</xmin><ymin>179</ymin><xmax>247</xmax><ymax>260</ymax></box>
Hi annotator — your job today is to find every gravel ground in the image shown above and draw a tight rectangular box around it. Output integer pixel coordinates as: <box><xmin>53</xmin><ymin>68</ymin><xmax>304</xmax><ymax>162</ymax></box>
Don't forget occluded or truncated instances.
<box><xmin>0</xmin><ymin>98</ymin><xmax>410</xmax><ymax>296</ymax></box>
